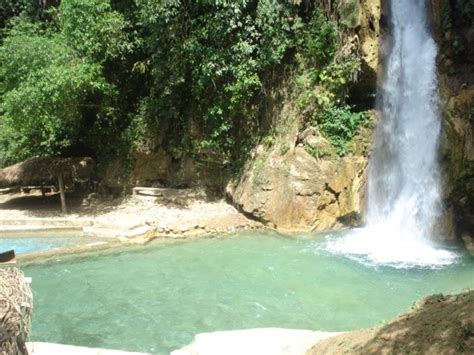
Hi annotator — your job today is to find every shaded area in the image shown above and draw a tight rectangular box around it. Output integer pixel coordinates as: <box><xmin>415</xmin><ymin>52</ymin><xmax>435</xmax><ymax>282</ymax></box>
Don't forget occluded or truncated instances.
<box><xmin>0</xmin><ymin>157</ymin><xmax>95</xmax><ymax>214</ymax></box>
<box><xmin>0</xmin><ymin>192</ymin><xmax>121</xmax><ymax>218</ymax></box>
<box><xmin>307</xmin><ymin>291</ymin><xmax>474</xmax><ymax>354</ymax></box>
<box><xmin>0</xmin><ymin>186</ymin><xmax>219</xmax><ymax>218</ymax></box>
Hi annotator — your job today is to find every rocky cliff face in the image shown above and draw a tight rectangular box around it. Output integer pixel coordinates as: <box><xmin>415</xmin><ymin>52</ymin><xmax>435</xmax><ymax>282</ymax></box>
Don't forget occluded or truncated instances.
<box><xmin>430</xmin><ymin>0</ymin><xmax>474</xmax><ymax>251</ymax></box>
<box><xmin>227</xmin><ymin>0</ymin><xmax>381</xmax><ymax>232</ymax></box>
<box><xmin>226</xmin><ymin>116</ymin><xmax>371</xmax><ymax>231</ymax></box>
<box><xmin>229</xmin><ymin>0</ymin><xmax>474</xmax><ymax>247</ymax></box>
<box><xmin>101</xmin><ymin>146</ymin><xmax>230</xmax><ymax>196</ymax></box>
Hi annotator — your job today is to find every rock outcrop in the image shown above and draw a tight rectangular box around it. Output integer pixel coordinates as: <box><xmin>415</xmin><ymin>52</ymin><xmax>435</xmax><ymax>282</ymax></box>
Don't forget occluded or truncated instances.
<box><xmin>307</xmin><ymin>291</ymin><xmax>474</xmax><ymax>355</ymax></box>
<box><xmin>227</xmin><ymin>1</ymin><xmax>381</xmax><ymax>232</ymax></box>
<box><xmin>227</xmin><ymin>142</ymin><xmax>368</xmax><ymax>231</ymax></box>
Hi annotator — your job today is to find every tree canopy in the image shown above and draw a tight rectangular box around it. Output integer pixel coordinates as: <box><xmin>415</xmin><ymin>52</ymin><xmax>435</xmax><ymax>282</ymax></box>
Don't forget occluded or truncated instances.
<box><xmin>0</xmin><ymin>0</ymin><xmax>365</xmax><ymax>168</ymax></box>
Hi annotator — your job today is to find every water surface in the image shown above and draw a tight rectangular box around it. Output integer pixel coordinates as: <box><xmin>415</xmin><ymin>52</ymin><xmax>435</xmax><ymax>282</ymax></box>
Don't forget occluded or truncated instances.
<box><xmin>21</xmin><ymin>232</ymin><xmax>473</xmax><ymax>354</ymax></box>
<box><xmin>0</xmin><ymin>234</ymin><xmax>90</xmax><ymax>254</ymax></box>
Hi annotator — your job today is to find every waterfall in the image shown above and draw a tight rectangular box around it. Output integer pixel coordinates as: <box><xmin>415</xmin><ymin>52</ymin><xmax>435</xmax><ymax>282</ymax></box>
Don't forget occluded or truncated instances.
<box><xmin>368</xmin><ymin>0</ymin><xmax>442</xmax><ymax>239</ymax></box>
<box><xmin>323</xmin><ymin>0</ymin><xmax>458</xmax><ymax>268</ymax></box>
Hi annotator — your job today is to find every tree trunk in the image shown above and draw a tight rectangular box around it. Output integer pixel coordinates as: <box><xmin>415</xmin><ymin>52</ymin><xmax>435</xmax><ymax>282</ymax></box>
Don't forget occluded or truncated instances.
<box><xmin>58</xmin><ymin>174</ymin><xmax>67</xmax><ymax>214</ymax></box>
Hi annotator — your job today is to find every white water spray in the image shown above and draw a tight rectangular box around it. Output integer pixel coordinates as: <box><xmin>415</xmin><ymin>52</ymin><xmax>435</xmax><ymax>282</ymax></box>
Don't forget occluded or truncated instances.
<box><xmin>324</xmin><ymin>0</ymin><xmax>459</xmax><ymax>267</ymax></box>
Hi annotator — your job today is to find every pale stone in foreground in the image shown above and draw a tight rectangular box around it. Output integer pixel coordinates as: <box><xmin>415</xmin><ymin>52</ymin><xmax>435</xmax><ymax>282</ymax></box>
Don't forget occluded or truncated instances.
<box><xmin>171</xmin><ymin>328</ymin><xmax>341</xmax><ymax>355</ymax></box>
<box><xmin>26</xmin><ymin>342</ymin><xmax>149</xmax><ymax>355</ymax></box>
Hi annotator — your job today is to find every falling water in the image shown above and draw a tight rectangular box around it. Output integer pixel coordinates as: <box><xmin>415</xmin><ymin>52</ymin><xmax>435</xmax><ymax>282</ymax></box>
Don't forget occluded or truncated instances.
<box><xmin>324</xmin><ymin>0</ymin><xmax>459</xmax><ymax>267</ymax></box>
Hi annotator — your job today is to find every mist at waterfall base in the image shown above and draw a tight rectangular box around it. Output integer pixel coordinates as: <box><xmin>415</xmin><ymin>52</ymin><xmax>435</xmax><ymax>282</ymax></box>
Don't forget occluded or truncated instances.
<box><xmin>322</xmin><ymin>0</ymin><xmax>461</xmax><ymax>269</ymax></box>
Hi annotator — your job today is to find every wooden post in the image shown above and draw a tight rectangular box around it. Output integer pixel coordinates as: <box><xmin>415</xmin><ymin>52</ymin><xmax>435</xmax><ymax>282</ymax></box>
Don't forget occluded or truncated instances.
<box><xmin>58</xmin><ymin>173</ymin><xmax>67</xmax><ymax>214</ymax></box>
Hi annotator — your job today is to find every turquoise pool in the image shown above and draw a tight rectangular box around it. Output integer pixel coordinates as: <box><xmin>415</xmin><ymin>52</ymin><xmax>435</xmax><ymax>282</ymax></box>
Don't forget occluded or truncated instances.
<box><xmin>21</xmin><ymin>231</ymin><xmax>474</xmax><ymax>354</ymax></box>
<box><xmin>0</xmin><ymin>234</ymin><xmax>94</xmax><ymax>254</ymax></box>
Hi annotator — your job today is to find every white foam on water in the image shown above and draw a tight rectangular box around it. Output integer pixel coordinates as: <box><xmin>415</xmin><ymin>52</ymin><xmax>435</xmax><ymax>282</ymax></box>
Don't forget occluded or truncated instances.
<box><xmin>323</xmin><ymin>227</ymin><xmax>459</xmax><ymax>269</ymax></box>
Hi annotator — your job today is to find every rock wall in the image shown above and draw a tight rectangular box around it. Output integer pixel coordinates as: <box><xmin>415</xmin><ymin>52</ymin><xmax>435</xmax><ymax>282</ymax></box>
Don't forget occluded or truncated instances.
<box><xmin>100</xmin><ymin>150</ymin><xmax>230</xmax><ymax>196</ymax></box>
<box><xmin>430</xmin><ymin>0</ymin><xmax>474</xmax><ymax>250</ymax></box>
<box><xmin>227</xmin><ymin>0</ymin><xmax>381</xmax><ymax>232</ymax></box>
<box><xmin>226</xmin><ymin>141</ymin><xmax>369</xmax><ymax>231</ymax></box>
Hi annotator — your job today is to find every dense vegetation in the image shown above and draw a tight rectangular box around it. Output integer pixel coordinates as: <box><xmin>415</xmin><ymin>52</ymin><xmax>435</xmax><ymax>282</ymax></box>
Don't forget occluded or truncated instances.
<box><xmin>442</xmin><ymin>0</ymin><xmax>474</xmax><ymax>61</ymax></box>
<box><xmin>0</xmin><ymin>0</ymin><xmax>366</xmax><ymax>171</ymax></box>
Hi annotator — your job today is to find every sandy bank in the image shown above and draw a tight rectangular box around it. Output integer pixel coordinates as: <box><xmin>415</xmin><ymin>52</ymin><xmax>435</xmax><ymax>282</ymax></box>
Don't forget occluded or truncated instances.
<box><xmin>0</xmin><ymin>190</ymin><xmax>262</xmax><ymax>239</ymax></box>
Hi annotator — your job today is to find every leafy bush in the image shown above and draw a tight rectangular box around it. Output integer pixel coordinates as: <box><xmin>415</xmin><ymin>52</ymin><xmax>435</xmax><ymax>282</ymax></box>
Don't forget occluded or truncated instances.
<box><xmin>297</xmin><ymin>10</ymin><xmax>338</xmax><ymax>68</ymax></box>
<box><xmin>0</xmin><ymin>0</ymin><xmax>41</xmax><ymax>27</ymax></box>
<box><xmin>133</xmin><ymin>0</ymin><xmax>303</xmax><ymax>165</ymax></box>
<box><xmin>305</xmin><ymin>145</ymin><xmax>330</xmax><ymax>159</ymax></box>
<box><xmin>132</xmin><ymin>2</ymin><xmax>346</xmax><ymax>168</ymax></box>
<box><xmin>457</xmin><ymin>0</ymin><xmax>474</xmax><ymax>20</ymax></box>
<box><xmin>315</xmin><ymin>105</ymin><xmax>368</xmax><ymax>155</ymax></box>
<box><xmin>280</xmin><ymin>143</ymin><xmax>290</xmax><ymax>156</ymax></box>
<box><xmin>0</xmin><ymin>1</ymin><xmax>128</xmax><ymax>166</ymax></box>
<box><xmin>262</xmin><ymin>135</ymin><xmax>275</xmax><ymax>147</ymax></box>
<box><xmin>59</xmin><ymin>0</ymin><xmax>132</xmax><ymax>62</ymax></box>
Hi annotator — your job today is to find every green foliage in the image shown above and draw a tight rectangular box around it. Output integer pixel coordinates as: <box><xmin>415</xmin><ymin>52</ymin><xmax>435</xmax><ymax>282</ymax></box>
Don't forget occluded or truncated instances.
<box><xmin>132</xmin><ymin>1</ymin><xmax>340</xmax><ymax>167</ymax></box>
<box><xmin>305</xmin><ymin>145</ymin><xmax>330</xmax><ymax>159</ymax></box>
<box><xmin>456</xmin><ymin>321</ymin><xmax>474</xmax><ymax>352</ymax></box>
<box><xmin>337</xmin><ymin>0</ymin><xmax>362</xmax><ymax>29</ymax></box>
<box><xmin>134</xmin><ymin>0</ymin><xmax>293</xmax><ymax>162</ymax></box>
<box><xmin>0</xmin><ymin>62</ymin><xmax>112</xmax><ymax>164</ymax></box>
<box><xmin>443</xmin><ymin>0</ymin><xmax>474</xmax><ymax>57</ymax></box>
<box><xmin>0</xmin><ymin>1</ymin><xmax>126</xmax><ymax>166</ymax></box>
<box><xmin>297</xmin><ymin>10</ymin><xmax>338</xmax><ymax>68</ymax></box>
<box><xmin>442</xmin><ymin>3</ymin><xmax>453</xmax><ymax>31</ymax></box>
<box><xmin>456</xmin><ymin>0</ymin><xmax>474</xmax><ymax>20</ymax></box>
<box><xmin>0</xmin><ymin>0</ymin><xmax>41</xmax><ymax>27</ymax></box>
<box><xmin>59</xmin><ymin>0</ymin><xmax>132</xmax><ymax>62</ymax></box>
<box><xmin>262</xmin><ymin>135</ymin><xmax>276</xmax><ymax>147</ymax></box>
<box><xmin>280</xmin><ymin>143</ymin><xmax>290</xmax><ymax>156</ymax></box>
<box><xmin>291</xmin><ymin>7</ymin><xmax>364</xmax><ymax>156</ymax></box>
<box><xmin>0</xmin><ymin>0</ymin><xmax>363</xmax><ymax>173</ymax></box>
<box><xmin>294</xmin><ymin>7</ymin><xmax>360</xmax><ymax>110</ymax></box>
<box><xmin>1</xmin><ymin>19</ymin><xmax>63</xmax><ymax>92</ymax></box>
<box><xmin>314</xmin><ymin>105</ymin><xmax>368</xmax><ymax>155</ymax></box>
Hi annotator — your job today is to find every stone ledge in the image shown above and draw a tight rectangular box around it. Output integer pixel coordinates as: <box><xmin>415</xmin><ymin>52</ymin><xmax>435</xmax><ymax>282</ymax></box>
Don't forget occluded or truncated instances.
<box><xmin>26</xmin><ymin>342</ymin><xmax>148</xmax><ymax>355</ymax></box>
<box><xmin>0</xmin><ymin>218</ymin><xmax>94</xmax><ymax>227</ymax></box>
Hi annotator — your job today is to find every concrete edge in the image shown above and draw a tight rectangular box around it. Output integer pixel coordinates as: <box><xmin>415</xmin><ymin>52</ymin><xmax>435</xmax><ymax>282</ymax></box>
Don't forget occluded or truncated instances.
<box><xmin>26</xmin><ymin>342</ymin><xmax>149</xmax><ymax>355</ymax></box>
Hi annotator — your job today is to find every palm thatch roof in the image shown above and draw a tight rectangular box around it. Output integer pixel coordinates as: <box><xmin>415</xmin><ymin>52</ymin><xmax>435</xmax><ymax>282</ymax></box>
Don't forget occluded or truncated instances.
<box><xmin>0</xmin><ymin>268</ymin><xmax>33</xmax><ymax>354</ymax></box>
<box><xmin>0</xmin><ymin>157</ymin><xmax>94</xmax><ymax>189</ymax></box>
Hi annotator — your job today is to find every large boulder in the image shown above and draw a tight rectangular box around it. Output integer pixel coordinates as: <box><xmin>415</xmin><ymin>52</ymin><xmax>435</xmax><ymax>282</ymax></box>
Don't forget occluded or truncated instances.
<box><xmin>227</xmin><ymin>143</ymin><xmax>367</xmax><ymax>232</ymax></box>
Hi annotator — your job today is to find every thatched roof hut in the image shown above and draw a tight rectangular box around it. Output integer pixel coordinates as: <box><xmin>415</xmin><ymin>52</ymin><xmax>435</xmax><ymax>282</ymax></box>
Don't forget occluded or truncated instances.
<box><xmin>0</xmin><ymin>157</ymin><xmax>94</xmax><ymax>189</ymax></box>
<box><xmin>0</xmin><ymin>157</ymin><xmax>94</xmax><ymax>213</ymax></box>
